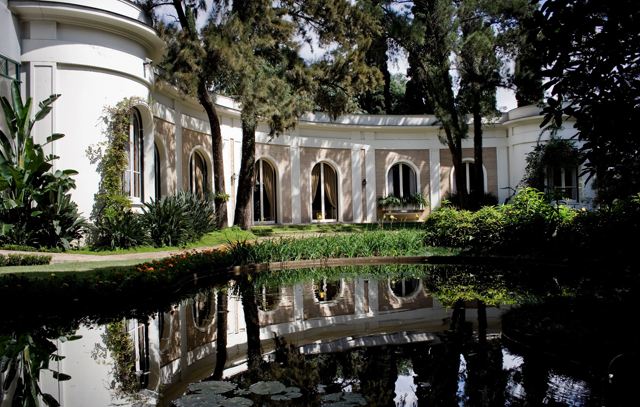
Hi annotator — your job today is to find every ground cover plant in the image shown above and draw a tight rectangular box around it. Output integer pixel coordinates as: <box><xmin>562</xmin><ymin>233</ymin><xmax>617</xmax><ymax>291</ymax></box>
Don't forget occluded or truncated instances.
<box><xmin>229</xmin><ymin>229</ymin><xmax>427</xmax><ymax>265</ymax></box>
<box><xmin>0</xmin><ymin>253</ymin><xmax>51</xmax><ymax>267</ymax></box>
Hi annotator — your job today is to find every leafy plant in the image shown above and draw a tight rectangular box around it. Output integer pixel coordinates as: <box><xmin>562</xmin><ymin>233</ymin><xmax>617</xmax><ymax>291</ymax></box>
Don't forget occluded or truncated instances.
<box><xmin>377</xmin><ymin>193</ymin><xmax>428</xmax><ymax>209</ymax></box>
<box><xmin>142</xmin><ymin>192</ymin><xmax>216</xmax><ymax>247</ymax></box>
<box><xmin>90</xmin><ymin>210</ymin><xmax>147</xmax><ymax>250</ymax></box>
<box><xmin>87</xmin><ymin>97</ymin><xmax>144</xmax><ymax>220</ymax></box>
<box><xmin>0</xmin><ymin>81</ymin><xmax>86</xmax><ymax>249</ymax></box>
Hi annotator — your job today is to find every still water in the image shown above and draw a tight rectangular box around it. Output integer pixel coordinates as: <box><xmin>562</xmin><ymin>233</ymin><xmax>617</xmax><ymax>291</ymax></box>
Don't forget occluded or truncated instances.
<box><xmin>0</xmin><ymin>264</ymin><xmax>635</xmax><ymax>406</ymax></box>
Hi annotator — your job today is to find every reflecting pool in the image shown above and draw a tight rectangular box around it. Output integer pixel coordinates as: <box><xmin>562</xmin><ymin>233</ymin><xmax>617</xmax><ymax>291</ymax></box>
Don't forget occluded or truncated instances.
<box><xmin>0</xmin><ymin>263</ymin><xmax>636</xmax><ymax>406</ymax></box>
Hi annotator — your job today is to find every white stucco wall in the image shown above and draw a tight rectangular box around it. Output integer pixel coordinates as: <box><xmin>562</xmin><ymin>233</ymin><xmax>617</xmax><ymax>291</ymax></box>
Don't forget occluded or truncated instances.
<box><xmin>0</xmin><ymin>0</ymin><xmax>20</xmax><ymax>61</ymax></box>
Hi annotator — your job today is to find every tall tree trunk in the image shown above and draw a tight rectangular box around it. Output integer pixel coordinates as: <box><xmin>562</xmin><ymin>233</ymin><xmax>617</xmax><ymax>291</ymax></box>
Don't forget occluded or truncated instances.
<box><xmin>198</xmin><ymin>81</ymin><xmax>228</xmax><ymax>228</ymax></box>
<box><xmin>477</xmin><ymin>299</ymin><xmax>487</xmax><ymax>346</ymax></box>
<box><xmin>233</xmin><ymin>115</ymin><xmax>256</xmax><ymax>230</ymax></box>
<box><xmin>240</xmin><ymin>281</ymin><xmax>262</xmax><ymax>370</ymax></box>
<box><xmin>172</xmin><ymin>0</ymin><xmax>228</xmax><ymax>228</ymax></box>
<box><xmin>212</xmin><ymin>288</ymin><xmax>228</xmax><ymax>380</ymax></box>
<box><xmin>472</xmin><ymin>97</ymin><xmax>484</xmax><ymax>208</ymax></box>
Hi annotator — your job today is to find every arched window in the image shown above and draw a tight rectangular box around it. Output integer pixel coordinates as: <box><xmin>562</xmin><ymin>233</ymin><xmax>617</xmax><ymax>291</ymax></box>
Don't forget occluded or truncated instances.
<box><xmin>190</xmin><ymin>151</ymin><xmax>208</xmax><ymax>197</ymax></box>
<box><xmin>154</xmin><ymin>143</ymin><xmax>162</xmax><ymax>199</ymax></box>
<box><xmin>390</xmin><ymin>278</ymin><xmax>421</xmax><ymax>298</ymax></box>
<box><xmin>311</xmin><ymin>162</ymin><xmax>338</xmax><ymax>221</ymax></box>
<box><xmin>256</xmin><ymin>285</ymin><xmax>281</xmax><ymax>312</ymax></box>
<box><xmin>124</xmin><ymin>108</ymin><xmax>143</xmax><ymax>199</ymax></box>
<box><xmin>387</xmin><ymin>163</ymin><xmax>417</xmax><ymax>198</ymax></box>
<box><xmin>451</xmin><ymin>160</ymin><xmax>486</xmax><ymax>195</ymax></box>
<box><xmin>313</xmin><ymin>279</ymin><xmax>342</xmax><ymax>302</ymax></box>
<box><xmin>192</xmin><ymin>290</ymin><xmax>215</xmax><ymax>329</ymax></box>
<box><xmin>254</xmin><ymin>159</ymin><xmax>277</xmax><ymax>223</ymax></box>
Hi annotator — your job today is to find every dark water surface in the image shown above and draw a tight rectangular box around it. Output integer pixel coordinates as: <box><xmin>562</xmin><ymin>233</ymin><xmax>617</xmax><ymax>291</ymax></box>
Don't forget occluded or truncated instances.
<box><xmin>0</xmin><ymin>263</ymin><xmax>636</xmax><ymax>406</ymax></box>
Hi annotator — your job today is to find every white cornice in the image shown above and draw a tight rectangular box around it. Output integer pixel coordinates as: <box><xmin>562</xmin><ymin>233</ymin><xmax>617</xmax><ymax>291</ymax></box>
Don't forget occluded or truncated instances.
<box><xmin>10</xmin><ymin>0</ymin><xmax>164</xmax><ymax>60</ymax></box>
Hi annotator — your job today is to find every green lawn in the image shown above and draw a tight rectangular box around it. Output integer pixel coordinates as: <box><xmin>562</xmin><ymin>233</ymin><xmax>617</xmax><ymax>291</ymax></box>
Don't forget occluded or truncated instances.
<box><xmin>0</xmin><ymin>258</ymin><xmax>155</xmax><ymax>273</ymax></box>
<box><xmin>68</xmin><ymin>227</ymin><xmax>256</xmax><ymax>255</ymax></box>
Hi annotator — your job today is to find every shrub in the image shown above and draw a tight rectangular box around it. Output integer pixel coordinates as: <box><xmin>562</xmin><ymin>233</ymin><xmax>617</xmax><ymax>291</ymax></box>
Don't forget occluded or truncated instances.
<box><xmin>0</xmin><ymin>253</ymin><xmax>52</xmax><ymax>266</ymax></box>
<box><xmin>500</xmin><ymin>187</ymin><xmax>565</xmax><ymax>252</ymax></box>
<box><xmin>178</xmin><ymin>192</ymin><xmax>216</xmax><ymax>241</ymax></box>
<box><xmin>423</xmin><ymin>205</ymin><xmax>476</xmax><ymax>248</ymax></box>
<box><xmin>469</xmin><ymin>205</ymin><xmax>506</xmax><ymax>252</ymax></box>
<box><xmin>90</xmin><ymin>210</ymin><xmax>147</xmax><ymax>250</ymax></box>
<box><xmin>142</xmin><ymin>192</ymin><xmax>216</xmax><ymax>247</ymax></box>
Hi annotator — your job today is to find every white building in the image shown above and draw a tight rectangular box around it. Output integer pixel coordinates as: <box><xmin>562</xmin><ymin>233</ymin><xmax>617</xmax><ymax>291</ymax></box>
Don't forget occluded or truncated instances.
<box><xmin>0</xmin><ymin>0</ymin><xmax>594</xmax><ymax>227</ymax></box>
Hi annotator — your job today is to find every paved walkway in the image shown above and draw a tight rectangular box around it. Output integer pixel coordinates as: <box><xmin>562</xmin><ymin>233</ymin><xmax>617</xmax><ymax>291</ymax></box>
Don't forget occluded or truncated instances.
<box><xmin>0</xmin><ymin>246</ymin><xmax>220</xmax><ymax>264</ymax></box>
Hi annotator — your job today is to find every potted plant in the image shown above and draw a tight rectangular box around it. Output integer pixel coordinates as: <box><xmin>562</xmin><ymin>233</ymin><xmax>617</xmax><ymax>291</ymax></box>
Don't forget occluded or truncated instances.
<box><xmin>377</xmin><ymin>195</ymin><xmax>402</xmax><ymax>211</ymax></box>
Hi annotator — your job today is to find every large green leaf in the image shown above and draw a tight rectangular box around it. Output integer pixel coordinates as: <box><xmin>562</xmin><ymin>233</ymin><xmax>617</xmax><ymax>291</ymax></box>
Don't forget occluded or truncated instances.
<box><xmin>45</xmin><ymin>133</ymin><xmax>65</xmax><ymax>144</ymax></box>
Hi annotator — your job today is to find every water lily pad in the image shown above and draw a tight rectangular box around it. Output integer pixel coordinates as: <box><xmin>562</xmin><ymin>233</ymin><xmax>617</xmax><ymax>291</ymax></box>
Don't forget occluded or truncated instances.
<box><xmin>285</xmin><ymin>392</ymin><xmax>303</xmax><ymax>399</ymax></box>
<box><xmin>220</xmin><ymin>397</ymin><xmax>253</xmax><ymax>407</ymax></box>
<box><xmin>188</xmin><ymin>381</ymin><xmax>237</xmax><ymax>395</ymax></box>
<box><xmin>284</xmin><ymin>386</ymin><xmax>301</xmax><ymax>394</ymax></box>
<box><xmin>321</xmin><ymin>392</ymin><xmax>367</xmax><ymax>406</ymax></box>
<box><xmin>249</xmin><ymin>381</ymin><xmax>286</xmax><ymax>395</ymax></box>
<box><xmin>342</xmin><ymin>393</ymin><xmax>367</xmax><ymax>406</ymax></box>
<box><xmin>234</xmin><ymin>389</ymin><xmax>251</xmax><ymax>396</ymax></box>
<box><xmin>174</xmin><ymin>393</ymin><xmax>226</xmax><ymax>407</ymax></box>
<box><xmin>322</xmin><ymin>393</ymin><xmax>343</xmax><ymax>402</ymax></box>
<box><xmin>270</xmin><ymin>395</ymin><xmax>290</xmax><ymax>401</ymax></box>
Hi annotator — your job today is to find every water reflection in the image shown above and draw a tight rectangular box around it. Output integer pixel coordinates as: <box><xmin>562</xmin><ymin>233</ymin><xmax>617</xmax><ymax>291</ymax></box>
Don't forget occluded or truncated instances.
<box><xmin>0</xmin><ymin>263</ymin><xmax>635</xmax><ymax>406</ymax></box>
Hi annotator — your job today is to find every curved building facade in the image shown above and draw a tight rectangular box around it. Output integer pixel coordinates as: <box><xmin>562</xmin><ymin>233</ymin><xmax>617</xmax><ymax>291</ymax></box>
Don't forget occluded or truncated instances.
<box><xmin>0</xmin><ymin>0</ymin><xmax>594</xmax><ymax>226</ymax></box>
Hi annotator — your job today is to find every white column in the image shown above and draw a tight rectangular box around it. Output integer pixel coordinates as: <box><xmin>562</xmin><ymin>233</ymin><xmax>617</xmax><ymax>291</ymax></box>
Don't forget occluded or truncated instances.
<box><xmin>293</xmin><ymin>284</ymin><xmax>304</xmax><ymax>321</ymax></box>
<box><xmin>496</xmin><ymin>145</ymin><xmax>510</xmax><ymax>203</ymax></box>
<box><xmin>429</xmin><ymin>148</ymin><xmax>441</xmax><ymax>210</ymax></box>
<box><xmin>354</xmin><ymin>278</ymin><xmax>366</xmax><ymax>315</ymax></box>
<box><xmin>178</xmin><ymin>300</ymin><xmax>189</xmax><ymax>379</ymax></box>
<box><xmin>291</xmin><ymin>138</ymin><xmax>302</xmax><ymax>224</ymax></box>
<box><xmin>351</xmin><ymin>146</ymin><xmax>363</xmax><ymax>223</ymax></box>
<box><xmin>175</xmin><ymin>105</ymin><xmax>183</xmax><ymax>192</ymax></box>
<box><xmin>364</xmin><ymin>146</ymin><xmax>377</xmax><ymax>222</ymax></box>
<box><xmin>367</xmin><ymin>279</ymin><xmax>379</xmax><ymax>315</ymax></box>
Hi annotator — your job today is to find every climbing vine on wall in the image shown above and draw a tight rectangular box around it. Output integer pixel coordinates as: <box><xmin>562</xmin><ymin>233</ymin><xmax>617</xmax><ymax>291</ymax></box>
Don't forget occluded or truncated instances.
<box><xmin>86</xmin><ymin>97</ymin><xmax>144</xmax><ymax>221</ymax></box>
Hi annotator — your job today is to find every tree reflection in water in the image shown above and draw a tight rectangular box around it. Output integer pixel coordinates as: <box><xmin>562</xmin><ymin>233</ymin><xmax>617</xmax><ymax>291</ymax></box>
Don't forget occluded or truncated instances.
<box><xmin>1</xmin><ymin>263</ymin><xmax>638</xmax><ymax>406</ymax></box>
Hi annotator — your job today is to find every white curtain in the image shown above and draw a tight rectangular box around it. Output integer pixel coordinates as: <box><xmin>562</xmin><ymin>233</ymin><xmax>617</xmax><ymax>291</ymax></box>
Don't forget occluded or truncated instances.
<box><xmin>311</xmin><ymin>164</ymin><xmax>321</xmax><ymax>202</ymax></box>
<box><xmin>324</xmin><ymin>164</ymin><xmax>338</xmax><ymax>217</ymax></box>
<box><xmin>262</xmin><ymin>161</ymin><xmax>275</xmax><ymax>220</ymax></box>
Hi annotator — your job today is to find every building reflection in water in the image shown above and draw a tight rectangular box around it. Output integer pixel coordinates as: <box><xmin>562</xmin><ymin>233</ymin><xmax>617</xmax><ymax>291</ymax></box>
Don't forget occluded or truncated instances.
<box><xmin>33</xmin><ymin>276</ymin><xmax>506</xmax><ymax>406</ymax></box>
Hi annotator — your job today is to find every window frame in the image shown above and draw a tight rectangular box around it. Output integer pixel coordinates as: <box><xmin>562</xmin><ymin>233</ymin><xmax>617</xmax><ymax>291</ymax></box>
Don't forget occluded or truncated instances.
<box><xmin>124</xmin><ymin>108</ymin><xmax>144</xmax><ymax>201</ymax></box>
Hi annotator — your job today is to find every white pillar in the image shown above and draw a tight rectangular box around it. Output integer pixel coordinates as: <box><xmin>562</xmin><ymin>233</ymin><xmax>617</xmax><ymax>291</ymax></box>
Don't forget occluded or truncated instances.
<box><xmin>178</xmin><ymin>300</ymin><xmax>189</xmax><ymax>379</ymax></box>
<box><xmin>429</xmin><ymin>148</ymin><xmax>441</xmax><ymax>210</ymax></box>
<box><xmin>496</xmin><ymin>145</ymin><xmax>510</xmax><ymax>203</ymax></box>
<box><xmin>175</xmin><ymin>105</ymin><xmax>183</xmax><ymax>192</ymax></box>
<box><xmin>291</xmin><ymin>138</ymin><xmax>301</xmax><ymax>224</ymax></box>
<box><xmin>354</xmin><ymin>278</ymin><xmax>366</xmax><ymax>315</ymax></box>
<box><xmin>293</xmin><ymin>284</ymin><xmax>304</xmax><ymax>321</ymax></box>
<box><xmin>351</xmin><ymin>146</ymin><xmax>363</xmax><ymax>223</ymax></box>
<box><xmin>367</xmin><ymin>278</ymin><xmax>379</xmax><ymax>315</ymax></box>
<box><xmin>364</xmin><ymin>146</ymin><xmax>377</xmax><ymax>222</ymax></box>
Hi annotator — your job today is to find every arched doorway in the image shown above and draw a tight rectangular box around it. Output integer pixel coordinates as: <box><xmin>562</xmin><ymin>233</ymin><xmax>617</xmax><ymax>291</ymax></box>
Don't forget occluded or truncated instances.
<box><xmin>253</xmin><ymin>159</ymin><xmax>277</xmax><ymax>223</ymax></box>
<box><xmin>311</xmin><ymin>162</ymin><xmax>338</xmax><ymax>221</ymax></box>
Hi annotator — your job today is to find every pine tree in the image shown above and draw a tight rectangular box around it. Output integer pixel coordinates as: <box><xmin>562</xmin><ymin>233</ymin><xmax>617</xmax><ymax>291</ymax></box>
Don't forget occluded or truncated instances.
<box><xmin>139</xmin><ymin>0</ymin><xmax>229</xmax><ymax>228</ymax></box>
<box><xmin>222</xmin><ymin>0</ymin><xmax>382</xmax><ymax>228</ymax></box>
